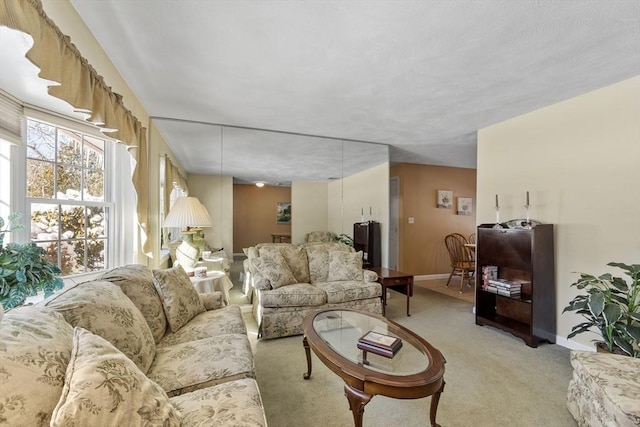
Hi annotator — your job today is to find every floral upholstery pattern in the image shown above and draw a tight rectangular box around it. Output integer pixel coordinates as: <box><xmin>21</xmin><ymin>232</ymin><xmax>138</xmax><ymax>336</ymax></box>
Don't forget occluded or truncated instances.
<box><xmin>304</xmin><ymin>230</ymin><xmax>337</xmax><ymax>243</ymax></box>
<box><xmin>260</xmin><ymin>245</ymin><xmax>310</xmax><ymax>283</ymax></box>
<box><xmin>248</xmin><ymin>242</ymin><xmax>382</xmax><ymax>339</ymax></box>
<box><xmin>99</xmin><ymin>264</ymin><xmax>168</xmax><ymax>343</ymax></box>
<box><xmin>147</xmin><ymin>334</ymin><xmax>255</xmax><ymax>397</ymax></box>
<box><xmin>315</xmin><ymin>280</ymin><xmax>382</xmax><ymax>304</ymax></box>
<box><xmin>327</xmin><ymin>250</ymin><xmax>364</xmax><ymax>281</ymax></box>
<box><xmin>254</xmin><ymin>252</ymin><xmax>297</xmax><ymax>289</ymax></box>
<box><xmin>170</xmin><ymin>378</ymin><xmax>267</xmax><ymax>427</ymax></box>
<box><xmin>200</xmin><ymin>291</ymin><xmax>225</xmax><ymax>310</ymax></box>
<box><xmin>304</xmin><ymin>242</ymin><xmax>353</xmax><ymax>283</ymax></box>
<box><xmin>42</xmin><ymin>280</ymin><xmax>156</xmax><ymax>373</ymax></box>
<box><xmin>0</xmin><ymin>306</ymin><xmax>73</xmax><ymax>427</ymax></box>
<box><xmin>259</xmin><ymin>283</ymin><xmax>327</xmax><ymax>308</ymax></box>
<box><xmin>158</xmin><ymin>305</ymin><xmax>247</xmax><ymax>348</ymax></box>
<box><xmin>51</xmin><ymin>327</ymin><xmax>181</xmax><ymax>426</ymax></box>
<box><xmin>152</xmin><ymin>266</ymin><xmax>205</xmax><ymax>332</ymax></box>
<box><xmin>256</xmin><ymin>297</ymin><xmax>382</xmax><ymax>339</ymax></box>
<box><xmin>566</xmin><ymin>351</ymin><xmax>640</xmax><ymax>427</ymax></box>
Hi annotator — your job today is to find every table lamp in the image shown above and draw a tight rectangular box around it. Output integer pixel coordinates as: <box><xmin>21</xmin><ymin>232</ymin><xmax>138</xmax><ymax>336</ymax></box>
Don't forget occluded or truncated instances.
<box><xmin>163</xmin><ymin>196</ymin><xmax>213</xmax><ymax>269</ymax></box>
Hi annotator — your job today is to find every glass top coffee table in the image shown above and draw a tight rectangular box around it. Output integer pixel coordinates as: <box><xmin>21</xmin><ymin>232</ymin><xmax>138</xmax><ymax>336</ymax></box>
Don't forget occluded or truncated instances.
<box><xmin>302</xmin><ymin>308</ymin><xmax>446</xmax><ymax>427</ymax></box>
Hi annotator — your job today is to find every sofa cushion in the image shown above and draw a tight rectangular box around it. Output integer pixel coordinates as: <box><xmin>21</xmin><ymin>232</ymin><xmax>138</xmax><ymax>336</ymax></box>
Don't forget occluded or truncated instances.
<box><xmin>170</xmin><ymin>378</ymin><xmax>267</xmax><ymax>427</ymax></box>
<box><xmin>42</xmin><ymin>280</ymin><xmax>156</xmax><ymax>373</ymax></box>
<box><xmin>315</xmin><ymin>280</ymin><xmax>382</xmax><ymax>304</ymax></box>
<box><xmin>99</xmin><ymin>264</ymin><xmax>168</xmax><ymax>343</ymax></box>
<box><xmin>260</xmin><ymin>245</ymin><xmax>310</xmax><ymax>283</ymax></box>
<box><xmin>254</xmin><ymin>251</ymin><xmax>297</xmax><ymax>289</ymax></box>
<box><xmin>259</xmin><ymin>283</ymin><xmax>327</xmax><ymax>308</ymax></box>
<box><xmin>0</xmin><ymin>306</ymin><xmax>73</xmax><ymax>427</ymax></box>
<box><xmin>51</xmin><ymin>327</ymin><xmax>181</xmax><ymax>426</ymax></box>
<box><xmin>158</xmin><ymin>305</ymin><xmax>247</xmax><ymax>348</ymax></box>
<box><xmin>304</xmin><ymin>242</ymin><xmax>353</xmax><ymax>283</ymax></box>
<box><xmin>152</xmin><ymin>266</ymin><xmax>205</xmax><ymax>332</ymax></box>
<box><xmin>327</xmin><ymin>250</ymin><xmax>364</xmax><ymax>281</ymax></box>
<box><xmin>147</xmin><ymin>334</ymin><xmax>255</xmax><ymax>397</ymax></box>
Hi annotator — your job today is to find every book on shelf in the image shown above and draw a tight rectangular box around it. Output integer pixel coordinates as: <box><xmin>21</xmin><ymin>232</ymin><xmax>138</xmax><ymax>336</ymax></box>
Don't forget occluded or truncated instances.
<box><xmin>357</xmin><ymin>331</ymin><xmax>402</xmax><ymax>359</ymax></box>
<box><xmin>482</xmin><ymin>265</ymin><xmax>498</xmax><ymax>290</ymax></box>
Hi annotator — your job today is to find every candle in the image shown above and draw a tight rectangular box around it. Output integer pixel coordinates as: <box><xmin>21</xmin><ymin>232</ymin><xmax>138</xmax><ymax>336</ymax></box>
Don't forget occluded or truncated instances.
<box><xmin>495</xmin><ymin>194</ymin><xmax>499</xmax><ymax>209</ymax></box>
<box><xmin>526</xmin><ymin>191</ymin><xmax>530</xmax><ymax>206</ymax></box>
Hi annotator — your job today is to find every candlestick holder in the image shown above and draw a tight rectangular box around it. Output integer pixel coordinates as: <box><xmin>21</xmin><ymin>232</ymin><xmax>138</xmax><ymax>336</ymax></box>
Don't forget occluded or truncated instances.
<box><xmin>523</xmin><ymin>204</ymin><xmax>532</xmax><ymax>229</ymax></box>
<box><xmin>493</xmin><ymin>207</ymin><xmax>503</xmax><ymax>229</ymax></box>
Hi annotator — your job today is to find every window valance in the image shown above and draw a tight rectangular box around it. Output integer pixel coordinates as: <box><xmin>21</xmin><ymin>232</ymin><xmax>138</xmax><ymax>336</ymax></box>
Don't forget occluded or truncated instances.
<box><xmin>0</xmin><ymin>0</ymin><xmax>151</xmax><ymax>256</ymax></box>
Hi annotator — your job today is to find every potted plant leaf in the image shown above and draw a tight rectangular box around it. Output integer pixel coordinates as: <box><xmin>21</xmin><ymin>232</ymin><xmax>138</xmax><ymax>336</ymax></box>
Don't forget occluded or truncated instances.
<box><xmin>0</xmin><ymin>212</ymin><xmax>64</xmax><ymax>310</ymax></box>
<box><xmin>563</xmin><ymin>262</ymin><xmax>640</xmax><ymax>357</ymax></box>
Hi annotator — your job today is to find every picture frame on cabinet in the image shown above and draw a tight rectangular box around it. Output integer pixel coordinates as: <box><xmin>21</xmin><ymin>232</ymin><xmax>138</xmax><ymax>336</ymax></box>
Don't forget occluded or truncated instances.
<box><xmin>457</xmin><ymin>197</ymin><xmax>473</xmax><ymax>215</ymax></box>
<box><xmin>437</xmin><ymin>190</ymin><xmax>453</xmax><ymax>208</ymax></box>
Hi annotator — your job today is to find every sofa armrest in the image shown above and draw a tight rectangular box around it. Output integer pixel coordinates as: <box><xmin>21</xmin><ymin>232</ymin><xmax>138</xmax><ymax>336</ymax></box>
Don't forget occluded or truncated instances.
<box><xmin>199</xmin><ymin>291</ymin><xmax>225</xmax><ymax>310</ymax></box>
<box><xmin>253</xmin><ymin>275</ymin><xmax>272</xmax><ymax>291</ymax></box>
<box><xmin>363</xmin><ymin>269</ymin><xmax>378</xmax><ymax>283</ymax></box>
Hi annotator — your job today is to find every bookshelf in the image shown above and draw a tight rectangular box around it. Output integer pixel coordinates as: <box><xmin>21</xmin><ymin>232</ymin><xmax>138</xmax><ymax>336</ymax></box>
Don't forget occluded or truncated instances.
<box><xmin>353</xmin><ymin>221</ymin><xmax>381</xmax><ymax>268</ymax></box>
<box><xmin>475</xmin><ymin>223</ymin><xmax>555</xmax><ymax>347</ymax></box>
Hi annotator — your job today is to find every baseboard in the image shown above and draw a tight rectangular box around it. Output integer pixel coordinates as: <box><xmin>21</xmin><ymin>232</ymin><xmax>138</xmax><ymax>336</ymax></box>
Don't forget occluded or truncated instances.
<box><xmin>414</xmin><ymin>273</ymin><xmax>450</xmax><ymax>281</ymax></box>
<box><xmin>555</xmin><ymin>336</ymin><xmax>594</xmax><ymax>352</ymax></box>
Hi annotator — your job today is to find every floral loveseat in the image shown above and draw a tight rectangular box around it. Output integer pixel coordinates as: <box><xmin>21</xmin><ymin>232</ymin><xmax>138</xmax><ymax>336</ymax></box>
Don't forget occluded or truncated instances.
<box><xmin>248</xmin><ymin>242</ymin><xmax>382</xmax><ymax>339</ymax></box>
<box><xmin>566</xmin><ymin>351</ymin><xmax>640</xmax><ymax>426</ymax></box>
<box><xmin>0</xmin><ymin>264</ymin><xmax>267</xmax><ymax>426</ymax></box>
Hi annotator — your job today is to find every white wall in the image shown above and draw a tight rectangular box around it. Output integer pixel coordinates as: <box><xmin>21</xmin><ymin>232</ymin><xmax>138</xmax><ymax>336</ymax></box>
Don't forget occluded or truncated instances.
<box><xmin>477</xmin><ymin>76</ymin><xmax>640</xmax><ymax>349</ymax></box>
<box><xmin>291</xmin><ymin>181</ymin><xmax>329</xmax><ymax>243</ymax></box>
<box><xmin>188</xmin><ymin>174</ymin><xmax>234</xmax><ymax>260</ymax></box>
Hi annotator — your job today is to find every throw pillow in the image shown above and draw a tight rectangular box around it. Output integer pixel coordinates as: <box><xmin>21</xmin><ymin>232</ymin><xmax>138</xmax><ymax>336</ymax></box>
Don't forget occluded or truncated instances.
<box><xmin>327</xmin><ymin>250</ymin><xmax>364</xmax><ymax>281</ymax></box>
<box><xmin>51</xmin><ymin>327</ymin><xmax>181</xmax><ymax>427</ymax></box>
<box><xmin>152</xmin><ymin>265</ymin><xmax>205</xmax><ymax>332</ymax></box>
<box><xmin>255</xmin><ymin>251</ymin><xmax>297</xmax><ymax>289</ymax></box>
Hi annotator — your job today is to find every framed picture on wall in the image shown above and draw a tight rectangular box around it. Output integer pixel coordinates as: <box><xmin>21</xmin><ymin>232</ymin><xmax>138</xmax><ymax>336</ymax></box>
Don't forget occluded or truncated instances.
<box><xmin>437</xmin><ymin>190</ymin><xmax>453</xmax><ymax>209</ymax></box>
<box><xmin>277</xmin><ymin>202</ymin><xmax>291</xmax><ymax>224</ymax></box>
<box><xmin>457</xmin><ymin>197</ymin><xmax>473</xmax><ymax>215</ymax></box>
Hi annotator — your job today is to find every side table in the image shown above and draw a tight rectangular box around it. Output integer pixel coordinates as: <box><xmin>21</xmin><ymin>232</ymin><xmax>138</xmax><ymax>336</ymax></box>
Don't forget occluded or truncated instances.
<box><xmin>190</xmin><ymin>270</ymin><xmax>233</xmax><ymax>305</ymax></box>
<box><xmin>370</xmin><ymin>267</ymin><xmax>414</xmax><ymax>317</ymax></box>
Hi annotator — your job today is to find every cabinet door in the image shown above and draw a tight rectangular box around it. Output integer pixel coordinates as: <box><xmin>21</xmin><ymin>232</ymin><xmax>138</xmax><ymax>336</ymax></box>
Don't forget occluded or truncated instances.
<box><xmin>478</xmin><ymin>229</ymin><xmax>532</xmax><ymax>271</ymax></box>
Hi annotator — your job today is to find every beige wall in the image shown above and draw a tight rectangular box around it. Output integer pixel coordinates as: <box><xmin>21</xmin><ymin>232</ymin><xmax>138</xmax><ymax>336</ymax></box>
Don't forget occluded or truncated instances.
<box><xmin>291</xmin><ymin>181</ymin><xmax>329</xmax><ymax>244</ymax></box>
<box><xmin>233</xmin><ymin>185</ymin><xmax>292</xmax><ymax>253</ymax></box>
<box><xmin>477</xmin><ymin>76</ymin><xmax>640</xmax><ymax>349</ymax></box>
<box><xmin>187</xmin><ymin>174</ymin><xmax>234</xmax><ymax>260</ymax></box>
<box><xmin>390</xmin><ymin>163</ymin><xmax>477</xmax><ymax>275</ymax></box>
<box><xmin>328</xmin><ymin>163</ymin><xmax>390</xmax><ymax>266</ymax></box>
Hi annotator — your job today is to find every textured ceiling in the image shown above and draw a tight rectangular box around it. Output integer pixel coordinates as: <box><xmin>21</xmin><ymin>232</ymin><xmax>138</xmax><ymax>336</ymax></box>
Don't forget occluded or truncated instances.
<box><xmin>3</xmin><ymin>1</ymin><xmax>640</xmax><ymax>185</ymax></box>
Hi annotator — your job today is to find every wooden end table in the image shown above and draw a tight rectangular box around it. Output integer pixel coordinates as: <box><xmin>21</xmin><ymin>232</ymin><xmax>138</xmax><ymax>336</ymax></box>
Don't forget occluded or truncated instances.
<box><xmin>371</xmin><ymin>267</ymin><xmax>414</xmax><ymax>316</ymax></box>
<box><xmin>302</xmin><ymin>309</ymin><xmax>446</xmax><ymax>427</ymax></box>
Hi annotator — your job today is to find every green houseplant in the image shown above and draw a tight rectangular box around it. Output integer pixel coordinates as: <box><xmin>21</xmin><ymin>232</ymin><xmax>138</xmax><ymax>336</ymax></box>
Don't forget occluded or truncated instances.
<box><xmin>0</xmin><ymin>213</ymin><xmax>64</xmax><ymax>310</ymax></box>
<box><xmin>563</xmin><ymin>262</ymin><xmax>640</xmax><ymax>357</ymax></box>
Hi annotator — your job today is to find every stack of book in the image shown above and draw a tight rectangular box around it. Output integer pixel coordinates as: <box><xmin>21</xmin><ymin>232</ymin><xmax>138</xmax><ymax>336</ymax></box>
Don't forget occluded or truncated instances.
<box><xmin>485</xmin><ymin>278</ymin><xmax>521</xmax><ymax>297</ymax></box>
<box><xmin>357</xmin><ymin>331</ymin><xmax>403</xmax><ymax>359</ymax></box>
<box><xmin>481</xmin><ymin>265</ymin><xmax>498</xmax><ymax>290</ymax></box>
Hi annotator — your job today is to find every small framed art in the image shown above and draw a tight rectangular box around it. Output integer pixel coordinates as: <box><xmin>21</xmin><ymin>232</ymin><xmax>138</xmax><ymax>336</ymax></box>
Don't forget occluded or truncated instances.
<box><xmin>457</xmin><ymin>197</ymin><xmax>473</xmax><ymax>215</ymax></box>
<box><xmin>437</xmin><ymin>190</ymin><xmax>453</xmax><ymax>209</ymax></box>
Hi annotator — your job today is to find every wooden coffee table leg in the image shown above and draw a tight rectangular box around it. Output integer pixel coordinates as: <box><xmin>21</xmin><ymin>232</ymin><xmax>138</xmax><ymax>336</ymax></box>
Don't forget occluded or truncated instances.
<box><xmin>344</xmin><ymin>383</ymin><xmax>372</xmax><ymax>427</ymax></box>
<box><xmin>303</xmin><ymin>336</ymin><xmax>312</xmax><ymax>379</ymax></box>
<box><xmin>429</xmin><ymin>379</ymin><xmax>445</xmax><ymax>427</ymax></box>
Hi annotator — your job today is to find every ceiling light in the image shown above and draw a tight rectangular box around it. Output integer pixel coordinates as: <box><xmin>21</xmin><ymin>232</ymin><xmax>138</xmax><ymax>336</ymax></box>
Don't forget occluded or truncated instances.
<box><xmin>256</xmin><ymin>182</ymin><xmax>265</xmax><ymax>187</ymax></box>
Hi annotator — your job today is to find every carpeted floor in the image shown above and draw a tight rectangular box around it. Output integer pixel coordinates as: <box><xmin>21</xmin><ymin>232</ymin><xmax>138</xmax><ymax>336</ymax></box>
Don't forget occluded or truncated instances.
<box><xmin>227</xmin><ymin>257</ymin><xmax>577</xmax><ymax>427</ymax></box>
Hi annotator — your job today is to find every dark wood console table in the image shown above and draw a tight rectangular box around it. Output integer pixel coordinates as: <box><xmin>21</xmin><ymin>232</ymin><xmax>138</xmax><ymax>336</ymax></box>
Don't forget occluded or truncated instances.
<box><xmin>370</xmin><ymin>267</ymin><xmax>414</xmax><ymax>316</ymax></box>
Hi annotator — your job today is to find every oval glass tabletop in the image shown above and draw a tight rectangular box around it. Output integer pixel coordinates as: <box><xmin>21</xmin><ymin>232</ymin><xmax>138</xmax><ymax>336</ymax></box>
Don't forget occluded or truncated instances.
<box><xmin>311</xmin><ymin>309</ymin><xmax>429</xmax><ymax>376</ymax></box>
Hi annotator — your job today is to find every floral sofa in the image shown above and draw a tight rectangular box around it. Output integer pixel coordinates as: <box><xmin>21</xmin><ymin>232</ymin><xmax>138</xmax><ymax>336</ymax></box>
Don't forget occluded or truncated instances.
<box><xmin>0</xmin><ymin>264</ymin><xmax>267</xmax><ymax>426</ymax></box>
<box><xmin>247</xmin><ymin>242</ymin><xmax>382</xmax><ymax>339</ymax></box>
<box><xmin>566</xmin><ymin>351</ymin><xmax>640</xmax><ymax>426</ymax></box>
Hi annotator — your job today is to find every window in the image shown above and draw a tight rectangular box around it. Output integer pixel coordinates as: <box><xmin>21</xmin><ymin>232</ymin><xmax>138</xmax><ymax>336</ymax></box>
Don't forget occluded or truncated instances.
<box><xmin>25</xmin><ymin>118</ymin><xmax>113</xmax><ymax>275</ymax></box>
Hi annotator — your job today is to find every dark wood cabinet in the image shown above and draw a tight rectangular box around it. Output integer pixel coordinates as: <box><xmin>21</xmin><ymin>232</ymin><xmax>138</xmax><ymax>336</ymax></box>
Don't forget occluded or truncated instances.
<box><xmin>353</xmin><ymin>221</ymin><xmax>381</xmax><ymax>268</ymax></box>
<box><xmin>475</xmin><ymin>223</ymin><xmax>555</xmax><ymax>347</ymax></box>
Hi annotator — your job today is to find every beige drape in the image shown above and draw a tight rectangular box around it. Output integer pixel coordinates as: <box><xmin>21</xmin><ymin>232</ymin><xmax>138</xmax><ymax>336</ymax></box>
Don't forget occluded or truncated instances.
<box><xmin>0</xmin><ymin>0</ymin><xmax>151</xmax><ymax>256</ymax></box>
<box><xmin>163</xmin><ymin>155</ymin><xmax>189</xmax><ymax>216</ymax></box>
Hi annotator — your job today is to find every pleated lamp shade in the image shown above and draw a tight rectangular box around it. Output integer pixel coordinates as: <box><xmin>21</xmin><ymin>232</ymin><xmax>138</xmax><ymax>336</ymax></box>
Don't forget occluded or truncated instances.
<box><xmin>163</xmin><ymin>196</ymin><xmax>213</xmax><ymax>228</ymax></box>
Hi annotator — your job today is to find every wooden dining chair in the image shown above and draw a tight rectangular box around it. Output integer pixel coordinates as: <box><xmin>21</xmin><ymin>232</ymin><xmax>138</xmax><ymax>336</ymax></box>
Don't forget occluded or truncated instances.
<box><xmin>444</xmin><ymin>233</ymin><xmax>475</xmax><ymax>293</ymax></box>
